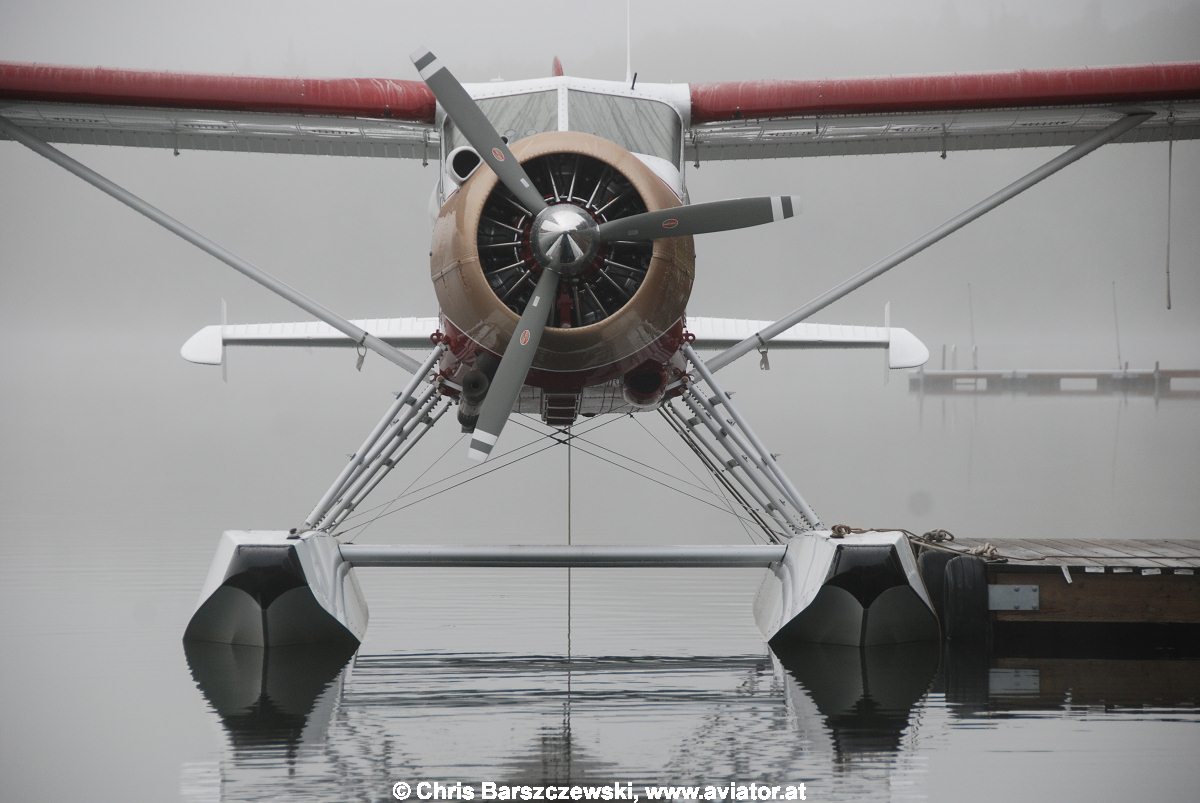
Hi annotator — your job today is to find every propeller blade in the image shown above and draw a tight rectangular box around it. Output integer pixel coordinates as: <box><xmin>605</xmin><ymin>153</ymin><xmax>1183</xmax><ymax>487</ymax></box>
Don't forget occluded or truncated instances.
<box><xmin>411</xmin><ymin>49</ymin><xmax>548</xmax><ymax>216</ymax></box>
<box><xmin>467</xmin><ymin>267</ymin><xmax>561</xmax><ymax>461</ymax></box>
<box><xmin>595</xmin><ymin>196</ymin><xmax>799</xmax><ymax>242</ymax></box>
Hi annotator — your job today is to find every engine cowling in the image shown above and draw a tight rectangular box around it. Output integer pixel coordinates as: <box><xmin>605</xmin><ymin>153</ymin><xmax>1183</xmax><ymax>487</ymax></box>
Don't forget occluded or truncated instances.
<box><xmin>430</xmin><ymin>131</ymin><xmax>695</xmax><ymax>391</ymax></box>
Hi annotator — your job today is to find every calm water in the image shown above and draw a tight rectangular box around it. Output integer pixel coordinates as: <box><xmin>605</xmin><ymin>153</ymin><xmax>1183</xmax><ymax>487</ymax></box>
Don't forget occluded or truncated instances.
<box><xmin>2</xmin><ymin>521</ymin><xmax>1198</xmax><ymax>802</ymax></box>
<box><xmin>3</xmin><ymin>336</ymin><xmax>1199</xmax><ymax>800</ymax></box>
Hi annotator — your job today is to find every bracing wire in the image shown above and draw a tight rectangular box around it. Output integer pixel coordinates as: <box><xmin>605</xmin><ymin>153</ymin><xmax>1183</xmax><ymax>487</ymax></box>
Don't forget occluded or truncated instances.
<box><xmin>548</xmin><ymin>430</ymin><xmax>773</xmax><ymax>529</ymax></box>
<box><xmin>632</xmin><ymin>413</ymin><xmax>763</xmax><ymax>545</ymax></box>
<box><xmin>340</xmin><ymin>433</ymin><xmax>465</xmax><ymax>544</ymax></box>
<box><xmin>335</xmin><ymin>438</ymin><xmax>562</xmax><ymax>535</ymax></box>
<box><xmin>561</xmin><ymin>427</ymin><xmax>723</xmax><ymax>495</ymax></box>
<box><xmin>657</xmin><ymin>406</ymin><xmax>781</xmax><ymax>543</ymax></box>
<box><xmin>505</xmin><ymin>415</ymin><xmax>773</xmax><ymax>530</ymax></box>
<box><xmin>335</xmin><ymin>413</ymin><xmax>629</xmax><ymax>536</ymax></box>
<box><xmin>338</xmin><ymin>405</ymin><xmax>780</xmax><ymax>538</ymax></box>
<box><xmin>338</xmin><ymin>410</ymin><xmax>618</xmax><ymax>527</ymax></box>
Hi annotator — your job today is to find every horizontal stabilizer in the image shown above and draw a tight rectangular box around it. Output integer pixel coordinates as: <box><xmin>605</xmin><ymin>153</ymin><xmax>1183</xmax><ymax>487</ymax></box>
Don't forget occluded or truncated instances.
<box><xmin>181</xmin><ymin>317</ymin><xmax>440</xmax><ymax>365</ymax></box>
<box><xmin>686</xmin><ymin>316</ymin><xmax>929</xmax><ymax>369</ymax></box>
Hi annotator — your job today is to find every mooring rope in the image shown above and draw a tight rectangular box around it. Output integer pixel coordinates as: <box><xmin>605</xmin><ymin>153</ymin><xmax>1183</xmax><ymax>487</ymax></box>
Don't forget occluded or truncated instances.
<box><xmin>832</xmin><ymin>524</ymin><xmax>1008</xmax><ymax>563</ymax></box>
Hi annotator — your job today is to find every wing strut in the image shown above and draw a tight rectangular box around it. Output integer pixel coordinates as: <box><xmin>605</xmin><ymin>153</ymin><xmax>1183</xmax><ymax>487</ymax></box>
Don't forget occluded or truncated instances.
<box><xmin>702</xmin><ymin>112</ymin><xmax>1152</xmax><ymax>374</ymax></box>
<box><xmin>680</xmin><ymin>343</ymin><xmax>822</xmax><ymax>532</ymax></box>
<box><xmin>0</xmin><ymin>115</ymin><xmax>424</xmax><ymax>376</ymax></box>
<box><xmin>302</xmin><ymin>342</ymin><xmax>446</xmax><ymax>532</ymax></box>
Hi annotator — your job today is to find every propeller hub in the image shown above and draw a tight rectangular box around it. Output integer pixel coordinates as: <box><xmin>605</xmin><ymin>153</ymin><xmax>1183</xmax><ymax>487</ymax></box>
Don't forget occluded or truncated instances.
<box><xmin>530</xmin><ymin>204</ymin><xmax>598</xmax><ymax>277</ymax></box>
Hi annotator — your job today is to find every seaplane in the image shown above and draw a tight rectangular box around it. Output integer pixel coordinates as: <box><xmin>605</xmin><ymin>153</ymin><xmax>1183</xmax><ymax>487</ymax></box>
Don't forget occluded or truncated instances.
<box><xmin>2</xmin><ymin>51</ymin><xmax>1197</xmax><ymax>650</ymax></box>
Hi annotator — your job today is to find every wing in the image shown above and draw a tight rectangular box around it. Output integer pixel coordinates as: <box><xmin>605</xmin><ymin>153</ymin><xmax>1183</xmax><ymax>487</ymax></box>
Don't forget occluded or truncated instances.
<box><xmin>181</xmin><ymin>317</ymin><xmax>441</xmax><ymax>365</ymax></box>
<box><xmin>688</xmin><ymin>63</ymin><xmax>1200</xmax><ymax>160</ymax></box>
<box><xmin>0</xmin><ymin>61</ymin><xmax>437</xmax><ymax>158</ymax></box>
<box><xmin>687</xmin><ymin>316</ymin><xmax>928</xmax><ymax>369</ymax></box>
<box><xmin>8</xmin><ymin>61</ymin><xmax>1197</xmax><ymax>162</ymax></box>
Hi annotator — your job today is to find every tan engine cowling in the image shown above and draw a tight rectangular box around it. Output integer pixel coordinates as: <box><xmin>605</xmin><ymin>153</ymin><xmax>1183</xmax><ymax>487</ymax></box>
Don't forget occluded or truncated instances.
<box><xmin>430</xmin><ymin>131</ymin><xmax>694</xmax><ymax>391</ymax></box>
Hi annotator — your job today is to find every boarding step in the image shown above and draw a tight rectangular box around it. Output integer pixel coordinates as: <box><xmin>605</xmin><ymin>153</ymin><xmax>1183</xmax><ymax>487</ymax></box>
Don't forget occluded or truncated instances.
<box><xmin>542</xmin><ymin>392</ymin><xmax>580</xmax><ymax>427</ymax></box>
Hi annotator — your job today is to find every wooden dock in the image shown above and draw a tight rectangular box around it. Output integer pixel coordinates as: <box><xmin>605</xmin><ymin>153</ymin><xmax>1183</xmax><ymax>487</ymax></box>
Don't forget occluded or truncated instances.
<box><xmin>908</xmin><ymin>367</ymin><xmax>1200</xmax><ymax>398</ymax></box>
<box><xmin>912</xmin><ymin>537</ymin><xmax>1200</xmax><ymax>655</ymax></box>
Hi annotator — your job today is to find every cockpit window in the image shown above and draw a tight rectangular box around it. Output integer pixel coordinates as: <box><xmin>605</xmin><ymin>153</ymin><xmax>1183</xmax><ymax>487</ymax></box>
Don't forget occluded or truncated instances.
<box><xmin>568</xmin><ymin>91</ymin><xmax>682</xmax><ymax>164</ymax></box>
<box><xmin>442</xmin><ymin>91</ymin><xmax>558</xmax><ymax>154</ymax></box>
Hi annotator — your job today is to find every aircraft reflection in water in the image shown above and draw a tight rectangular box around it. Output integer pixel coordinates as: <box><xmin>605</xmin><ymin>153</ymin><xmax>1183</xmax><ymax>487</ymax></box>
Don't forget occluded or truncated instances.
<box><xmin>181</xmin><ymin>645</ymin><xmax>1200</xmax><ymax>798</ymax></box>
<box><xmin>770</xmin><ymin>644</ymin><xmax>940</xmax><ymax>761</ymax></box>
<box><xmin>183</xmin><ymin>642</ymin><xmax>356</xmax><ymax>757</ymax></box>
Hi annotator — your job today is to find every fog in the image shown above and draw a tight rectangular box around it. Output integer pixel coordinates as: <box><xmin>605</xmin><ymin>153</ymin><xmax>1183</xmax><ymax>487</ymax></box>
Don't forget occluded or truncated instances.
<box><xmin>2</xmin><ymin>0</ymin><xmax>1198</xmax><ymax>545</ymax></box>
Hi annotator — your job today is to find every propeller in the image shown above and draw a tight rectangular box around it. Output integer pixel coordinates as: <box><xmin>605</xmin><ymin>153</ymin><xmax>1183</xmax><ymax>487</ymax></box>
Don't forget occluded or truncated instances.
<box><xmin>411</xmin><ymin>49</ymin><xmax>548</xmax><ymax>216</ymax></box>
<box><xmin>467</xmin><ymin>266</ymin><xmax>560</xmax><ymax>461</ymax></box>
<box><xmin>411</xmin><ymin>49</ymin><xmax>801</xmax><ymax>461</ymax></box>
<box><xmin>595</xmin><ymin>195</ymin><xmax>799</xmax><ymax>242</ymax></box>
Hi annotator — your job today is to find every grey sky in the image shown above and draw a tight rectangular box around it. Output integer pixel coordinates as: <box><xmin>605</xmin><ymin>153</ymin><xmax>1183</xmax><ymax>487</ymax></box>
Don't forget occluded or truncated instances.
<box><xmin>1</xmin><ymin>0</ymin><xmax>1197</xmax><ymax>543</ymax></box>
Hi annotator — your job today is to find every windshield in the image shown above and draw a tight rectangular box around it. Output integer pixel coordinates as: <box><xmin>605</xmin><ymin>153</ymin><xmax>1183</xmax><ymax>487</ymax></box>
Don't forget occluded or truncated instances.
<box><xmin>442</xmin><ymin>91</ymin><xmax>558</xmax><ymax>153</ymax></box>
<box><xmin>568</xmin><ymin>91</ymin><xmax>682</xmax><ymax>163</ymax></box>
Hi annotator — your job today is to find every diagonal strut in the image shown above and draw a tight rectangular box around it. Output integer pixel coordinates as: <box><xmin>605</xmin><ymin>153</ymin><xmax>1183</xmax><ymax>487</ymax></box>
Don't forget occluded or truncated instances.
<box><xmin>0</xmin><ymin>115</ymin><xmax>423</xmax><ymax>375</ymax></box>
<box><xmin>703</xmin><ymin>112</ymin><xmax>1153</xmax><ymax>373</ymax></box>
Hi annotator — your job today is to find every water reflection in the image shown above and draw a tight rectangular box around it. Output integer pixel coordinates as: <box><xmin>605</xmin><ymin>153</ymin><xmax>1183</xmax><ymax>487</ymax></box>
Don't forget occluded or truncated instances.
<box><xmin>502</xmin><ymin>717</ymin><xmax>612</xmax><ymax>784</ymax></box>
<box><xmin>940</xmin><ymin>651</ymin><xmax>1200</xmax><ymax>714</ymax></box>
<box><xmin>184</xmin><ymin>645</ymin><xmax>1200</xmax><ymax>800</ymax></box>
<box><xmin>183</xmin><ymin>641</ymin><xmax>356</xmax><ymax>755</ymax></box>
<box><xmin>773</xmin><ymin>643</ymin><xmax>940</xmax><ymax>759</ymax></box>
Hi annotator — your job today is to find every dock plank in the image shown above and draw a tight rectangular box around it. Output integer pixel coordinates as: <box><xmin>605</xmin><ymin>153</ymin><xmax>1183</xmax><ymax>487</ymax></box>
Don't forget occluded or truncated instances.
<box><xmin>1068</xmin><ymin>539</ymin><xmax>1180</xmax><ymax>569</ymax></box>
<box><xmin>1120</xmin><ymin>539</ymin><xmax>1200</xmax><ymax>559</ymax></box>
<box><xmin>1025</xmin><ymin>539</ymin><xmax>1111</xmax><ymax>568</ymax></box>
<box><xmin>949</xmin><ymin>537</ymin><xmax>1200</xmax><ymax>569</ymax></box>
<box><xmin>1159</xmin><ymin>540</ymin><xmax>1200</xmax><ymax>559</ymax></box>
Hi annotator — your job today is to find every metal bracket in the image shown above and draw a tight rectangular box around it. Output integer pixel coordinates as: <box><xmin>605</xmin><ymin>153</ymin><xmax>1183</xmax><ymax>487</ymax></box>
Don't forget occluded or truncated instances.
<box><xmin>756</xmin><ymin>335</ymin><xmax>770</xmax><ymax>371</ymax></box>
<box><xmin>355</xmin><ymin>337</ymin><xmax>368</xmax><ymax>371</ymax></box>
<box><xmin>988</xmin><ymin>584</ymin><xmax>1040</xmax><ymax>611</ymax></box>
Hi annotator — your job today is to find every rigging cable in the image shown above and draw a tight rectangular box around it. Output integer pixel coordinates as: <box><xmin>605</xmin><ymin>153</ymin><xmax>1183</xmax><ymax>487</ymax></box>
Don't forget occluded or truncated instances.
<box><xmin>340</xmin><ymin>432</ymin><xmax>464</xmax><ymax>544</ymax></box>
<box><xmin>635</xmin><ymin>412</ymin><xmax>761</xmax><ymax>543</ymax></box>
<box><xmin>336</xmin><ymin>414</ymin><xmax>628</xmax><ymax>536</ymax></box>
<box><xmin>556</xmin><ymin>434</ymin><xmax>772</xmax><ymax>530</ymax></box>
<box><xmin>338</xmin><ymin>410</ymin><xmax>622</xmax><ymax>527</ymax></box>
<box><xmin>657</xmin><ymin>407</ymin><xmax>781</xmax><ymax>543</ymax></box>
<box><xmin>643</xmin><ymin>410</ymin><xmax>765</xmax><ymax>545</ymax></box>
<box><xmin>566</xmin><ymin>425</ymin><xmax>727</xmax><ymax>496</ymax></box>
<box><xmin>507</xmin><ymin>415</ymin><xmax>770</xmax><ymax>529</ymax></box>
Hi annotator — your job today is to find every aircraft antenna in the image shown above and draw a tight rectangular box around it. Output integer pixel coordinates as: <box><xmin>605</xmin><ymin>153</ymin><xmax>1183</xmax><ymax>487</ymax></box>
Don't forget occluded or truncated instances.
<box><xmin>625</xmin><ymin>0</ymin><xmax>632</xmax><ymax>84</ymax></box>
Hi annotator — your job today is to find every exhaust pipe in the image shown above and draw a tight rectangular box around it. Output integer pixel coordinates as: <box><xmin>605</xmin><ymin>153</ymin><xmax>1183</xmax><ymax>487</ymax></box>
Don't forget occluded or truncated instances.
<box><xmin>457</xmin><ymin>366</ymin><xmax>491</xmax><ymax>431</ymax></box>
<box><xmin>622</xmin><ymin>362</ymin><xmax>668</xmax><ymax>409</ymax></box>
